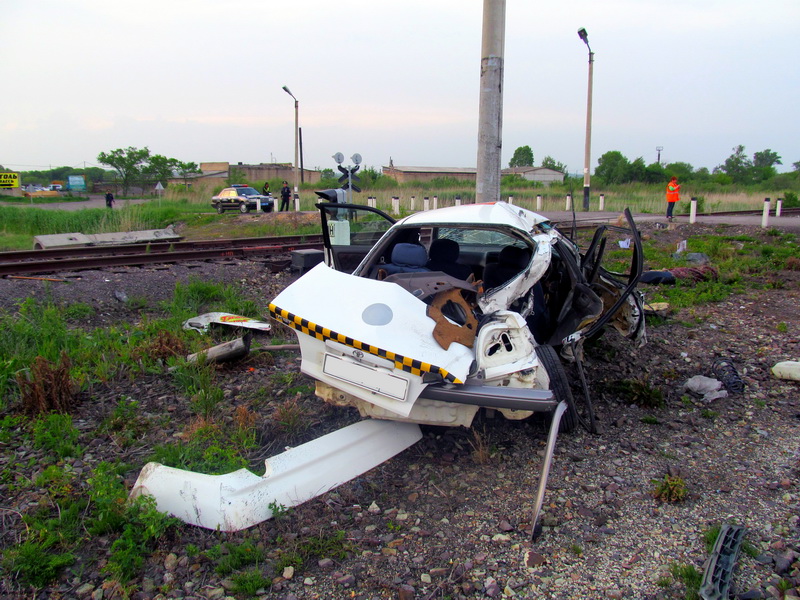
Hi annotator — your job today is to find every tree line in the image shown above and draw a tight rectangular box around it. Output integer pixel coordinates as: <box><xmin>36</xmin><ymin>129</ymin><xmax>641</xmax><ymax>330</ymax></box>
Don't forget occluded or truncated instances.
<box><xmin>508</xmin><ymin>144</ymin><xmax>798</xmax><ymax>191</ymax></box>
<box><xmin>4</xmin><ymin>147</ymin><xmax>201</xmax><ymax>196</ymax></box>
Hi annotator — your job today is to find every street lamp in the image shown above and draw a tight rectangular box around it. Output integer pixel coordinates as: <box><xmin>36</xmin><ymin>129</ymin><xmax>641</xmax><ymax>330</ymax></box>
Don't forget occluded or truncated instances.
<box><xmin>578</xmin><ymin>27</ymin><xmax>594</xmax><ymax>212</ymax></box>
<box><xmin>282</xmin><ymin>85</ymin><xmax>299</xmax><ymax>205</ymax></box>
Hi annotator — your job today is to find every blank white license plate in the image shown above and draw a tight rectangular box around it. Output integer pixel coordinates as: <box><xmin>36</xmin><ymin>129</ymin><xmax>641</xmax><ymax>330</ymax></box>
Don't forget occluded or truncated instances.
<box><xmin>323</xmin><ymin>353</ymin><xmax>409</xmax><ymax>401</ymax></box>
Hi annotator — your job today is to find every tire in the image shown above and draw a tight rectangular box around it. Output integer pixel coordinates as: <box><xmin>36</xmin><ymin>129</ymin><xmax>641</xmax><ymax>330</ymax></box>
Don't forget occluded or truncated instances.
<box><xmin>239</xmin><ymin>202</ymin><xmax>250</xmax><ymax>214</ymax></box>
<box><xmin>265</xmin><ymin>204</ymin><xmax>274</xmax><ymax>213</ymax></box>
<box><xmin>535</xmin><ymin>344</ymin><xmax>578</xmax><ymax>433</ymax></box>
<box><xmin>216</xmin><ymin>204</ymin><xmax>225</xmax><ymax>214</ymax></box>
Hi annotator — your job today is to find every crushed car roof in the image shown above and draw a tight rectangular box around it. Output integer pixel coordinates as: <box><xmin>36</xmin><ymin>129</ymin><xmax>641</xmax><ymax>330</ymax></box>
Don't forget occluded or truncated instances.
<box><xmin>397</xmin><ymin>202</ymin><xmax>550</xmax><ymax>232</ymax></box>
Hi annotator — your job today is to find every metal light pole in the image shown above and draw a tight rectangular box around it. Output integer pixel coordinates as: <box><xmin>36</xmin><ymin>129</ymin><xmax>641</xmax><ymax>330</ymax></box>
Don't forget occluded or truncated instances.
<box><xmin>578</xmin><ymin>28</ymin><xmax>594</xmax><ymax>212</ymax></box>
<box><xmin>282</xmin><ymin>86</ymin><xmax>300</xmax><ymax>202</ymax></box>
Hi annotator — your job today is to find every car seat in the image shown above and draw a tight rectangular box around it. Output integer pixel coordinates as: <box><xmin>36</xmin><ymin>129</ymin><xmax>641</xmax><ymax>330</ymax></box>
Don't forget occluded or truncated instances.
<box><xmin>426</xmin><ymin>239</ymin><xmax>472</xmax><ymax>280</ymax></box>
<box><xmin>382</xmin><ymin>243</ymin><xmax>430</xmax><ymax>276</ymax></box>
<box><xmin>483</xmin><ymin>245</ymin><xmax>532</xmax><ymax>289</ymax></box>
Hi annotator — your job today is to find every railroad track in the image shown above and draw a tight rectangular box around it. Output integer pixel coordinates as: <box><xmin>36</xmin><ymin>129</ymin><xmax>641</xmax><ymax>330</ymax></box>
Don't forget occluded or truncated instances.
<box><xmin>0</xmin><ymin>235</ymin><xmax>325</xmax><ymax>277</ymax></box>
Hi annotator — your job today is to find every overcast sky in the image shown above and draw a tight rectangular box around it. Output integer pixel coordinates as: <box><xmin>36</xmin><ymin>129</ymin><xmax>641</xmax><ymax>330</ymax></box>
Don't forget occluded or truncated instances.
<box><xmin>3</xmin><ymin>0</ymin><xmax>798</xmax><ymax>175</ymax></box>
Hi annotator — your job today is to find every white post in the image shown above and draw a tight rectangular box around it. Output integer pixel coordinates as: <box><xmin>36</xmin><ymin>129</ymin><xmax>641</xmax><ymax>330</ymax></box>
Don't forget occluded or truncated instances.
<box><xmin>455</xmin><ymin>195</ymin><xmax>462</xmax><ymax>206</ymax></box>
<box><xmin>599</xmin><ymin>193</ymin><xmax>605</xmax><ymax>211</ymax></box>
<box><xmin>294</xmin><ymin>193</ymin><xmax>300</xmax><ymax>212</ymax></box>
<box><xmin>410</xmin><ymin>196</ymin><xmax>416</xmax><ymax>211</ymax></box>
<box><xmin>508</xmin><ymin>195</ymin><xmax>514</xmax><ymax>205</ymax></box>
<box><xmin>761</xmin><ymin>198</ymin><xmax>770</xmax><ymax>228</ymax></box>
<box><xmin>689</xmin><ymin>197</ymin><xmax>698</xmax><ymax>224</ymax></box>
<box><xmin>776</xmin><ymin>198</ymin><xmax>783</xmax><ymax>217</ymax></box>
<box><xmin>433</xmin><ymin>195</ymin><xmax>439</xmax><ymax>210</ymax></box>
<box><xmin>424</xmin><ymin>197</ymin><xmax>430</xmax><ymax>211</ymax></box>
<box><xmin>536</xmin><ymin>195</ymin><xmax>542</xmax><ymax>211</ymax></box>
<box><xmin>565</xmin><ymin>194</ymin><xmax>572</xmax><ymax>211</ymax></box>
<box><xmin>392</xmin><ymin>196</ymin><xmax>400</xmax><ymax>214</ymax></box>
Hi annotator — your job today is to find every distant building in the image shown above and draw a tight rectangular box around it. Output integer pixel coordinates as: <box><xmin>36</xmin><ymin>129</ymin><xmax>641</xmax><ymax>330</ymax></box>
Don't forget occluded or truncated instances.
<box><xmin>171</xmin><ymin>162</ymin><xmax>321</xmax><ymax>189</ymax></box>
<box><xmin>382</xmin><ymin>165</ymin><xmax>565</xmax><ymax>185</ymax></box>
<box><xmin>502</xmin><ymin>166</ymin><xmax>565</xmax><ymax>185</ymax></box>
<box><xmin>381</xmin><ymin>166</ymin><xmax>477</xmax><ymax>184</ymax></box>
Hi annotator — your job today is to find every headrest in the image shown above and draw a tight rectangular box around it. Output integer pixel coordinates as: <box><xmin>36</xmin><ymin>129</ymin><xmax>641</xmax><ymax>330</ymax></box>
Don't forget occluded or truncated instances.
<box><xmin>429</xmin><ymin>239</ymin><xmax>459</xmax><ymax>262</ymax></box>
<box><xmin>391</xmin><ymin>243</ymin><xmax>428</xmax><ymax>267</ymax></box>
<box><xmin>499</xmin><ymin>245</ymin><xmax>531</xmax><ymax>269</ymax></box>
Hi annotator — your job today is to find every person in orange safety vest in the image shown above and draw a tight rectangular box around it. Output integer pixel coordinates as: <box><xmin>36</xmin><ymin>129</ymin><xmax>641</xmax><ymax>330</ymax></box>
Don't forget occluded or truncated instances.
<box><xmin>666</xmin><ymin>176</ymin><xmax>680</xmax><ymax>221</ymax></box>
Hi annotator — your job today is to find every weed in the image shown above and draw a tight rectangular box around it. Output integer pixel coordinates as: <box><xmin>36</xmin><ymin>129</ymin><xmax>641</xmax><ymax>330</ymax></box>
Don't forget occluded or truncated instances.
<box><xmin>656</xmin><ymin>575</ymin><xmax>672</xmax><ymax>588</ymax></box>
<box><xmin>268</xmin><ymin>500</ymin><xmax>291</xmax><ymax>520</ymax></box>
<box><xmin>0</xmin><ymin>414</ymin><xmax>26</xmax><ymax>444</ymax></box>
<box><xmin>35</xmin><ymin>465</ymin><xmax>77</xmax><ymax>500</ymax></box>
<box><xmin>2</xmin><ymin>538</ymin><xmax>76</xmax><ymax>588</ymax></box>
<box><xmin>777</xmin><ymin>322</ymin><xmax>788</xmax><ymax>333</ymax></box>
<box><xmin>470</xmin><ymin>427</ymin><xmax>491</xmax><ymax>464</ymax></box>
<box><xmin>569</xmin><ymin>543</ymin><xmax>583</xmax><ymax>556</ymax></box>
<box><xmin>232</xmin><ymin>405</ymin><xmax>258</xmax><ymax>449</ymax></box>
<box><xmin>32</xmin><ymin>413</ymin><xmax>81</xmax><ymax>458</ymax></box>
<box><xmin>102</xmin><ymin>492</ymin><xmax>180</xmax><ymax>582</ymax></box>
<box><xmin>640</xmin><ymin>415</ymin><xmax>660</xmax><ymax>425</ymax></box>
<box><xmin>17</xmin><ymin>352</ymin><xmax>76</xmax><ymax>415</ymax></box>
<box><xmin>669</xmin><ymin>562</ymin><xmax>702</xmax><ymax>600</ymax></box>
<box><xmin>270</xmin><ymin>371</ymin><xmax>298</xmax><ymax>387</ymax></box>
<box><xmin>652</xmin><ymin>474</ymin><xmax>688</xmax><ymax>503</ymax></box>
<box><xmin>86</xmin><ymin>462</ymin><xmax>129</xmax><ymax>535</ymax></box>
<box><xmin>700</xmin><ymin>409</ymin><xmax>718</xmax><ymax>420</ymax></box>
<box><xmin>608</xmin><ymin>379</ymin><xmax>664</xmax><ymax>408</ymax></box>
<box><xmin>231</xmin><ymin>568</ymin><xmax>272</xmax><ymax>596</ymax></box>
<box><xmin>100</xmin><ymin>398</ymin><xmax>149</xmax><ymax>448</ymax></box>
<box><xmin>272</xmin><ymin>398</ymin><xmax>309</xmax><ymax>436</ymax></box>
<box><xmin>63</xmin><ymin>302</ymin><xmax>95</xmax><ymax>320</ymax></box>
<box><xmin>214</xmin><ymin>540</ymin><xmax>265</xmax><ymax>576</ymax></box>
<box><xmin>387</xmin><ymin>520</ymin><xmax>402</xmax><ymax>533</ymax></box>
<box><xmin>703</xmin><ymin>523</ymin><xmax>721</xmax><ymax>552</ymax></box>
<box><xmin>299</xmin><ymin>529</ymin><xmax>351</xmax><ymax>561</ymax></box>
<box><xmin>134</xmin><ymin>329</ymin><xmax>187</xmax><ymax>363</ymax></box>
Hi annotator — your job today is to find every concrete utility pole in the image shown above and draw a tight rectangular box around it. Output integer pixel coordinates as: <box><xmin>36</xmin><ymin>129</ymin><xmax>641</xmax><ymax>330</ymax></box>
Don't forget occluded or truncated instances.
<box><xmin>578</xmin><ymin>28</ymin><xmax>594</xmax><ymax>212</ymax></box>
<box><xmin>475</xmin><ymin>0</ymin><xmax>506</xmax><ymax>204</ymax></box>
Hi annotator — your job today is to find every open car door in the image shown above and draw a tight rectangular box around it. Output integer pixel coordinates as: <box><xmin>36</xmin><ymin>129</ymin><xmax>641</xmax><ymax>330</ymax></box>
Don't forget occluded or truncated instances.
<box><xmin>316</xmin><ymin>202</ymin><xmax>396</xmax><ymax>273</ymax></box>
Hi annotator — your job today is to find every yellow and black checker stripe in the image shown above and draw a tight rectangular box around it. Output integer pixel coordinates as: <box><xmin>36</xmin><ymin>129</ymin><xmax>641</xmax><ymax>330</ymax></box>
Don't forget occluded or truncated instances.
<box><xmin>268</xmin><ymin>303</ymin><xmax>463</xmax><ymax>385</ymax></box>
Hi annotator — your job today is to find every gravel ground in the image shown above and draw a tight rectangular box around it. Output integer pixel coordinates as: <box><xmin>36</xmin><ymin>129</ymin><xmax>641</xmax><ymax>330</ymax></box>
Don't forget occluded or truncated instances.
<box><xmin>1</xmin><ymin>222</ymin><xmax>799</xmax><ymax>600</ymax></box>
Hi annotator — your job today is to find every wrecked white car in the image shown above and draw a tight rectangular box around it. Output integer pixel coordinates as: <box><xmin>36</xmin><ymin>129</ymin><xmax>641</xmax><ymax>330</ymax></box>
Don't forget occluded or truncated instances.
<box><xmin>270</xmin><ymin>201</ymin><xmax>646</xmax><ymax>433</ymax></box>
<box><xmin>131</xmin><ymin>201</ymin><xmax>646</xmax><ymax>534</ymax></box>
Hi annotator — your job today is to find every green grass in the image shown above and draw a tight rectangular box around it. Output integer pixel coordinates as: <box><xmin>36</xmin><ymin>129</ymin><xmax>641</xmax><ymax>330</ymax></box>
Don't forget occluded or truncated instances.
<box><xmin>643</xmin><ymin>231</ymin><xmax>798</xmax><ymax>308</ymax></box>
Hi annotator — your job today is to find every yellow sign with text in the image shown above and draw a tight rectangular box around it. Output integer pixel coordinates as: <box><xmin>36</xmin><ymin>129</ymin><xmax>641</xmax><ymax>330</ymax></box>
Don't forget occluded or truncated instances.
<box><xmin>0</xmin><ymin>173</ymin><xmax>20</xmax><ymax>188</ymax></box>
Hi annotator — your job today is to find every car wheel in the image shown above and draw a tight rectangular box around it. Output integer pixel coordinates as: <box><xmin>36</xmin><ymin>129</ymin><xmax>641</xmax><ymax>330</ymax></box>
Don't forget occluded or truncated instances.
<box><xmin>216</xmin><ymin>204</ymin><xmax>225</xmax><ymax>214</ymax></box>
<box><xmin>239</xmin><ymin>202</ymin><xmax>250</xmax><ymax>214</ymax></box>
<box><xmin>265</xmin><ymin>205</ymin><xmax>274</xmax><ymax>213</ymax></box>
<box><xmin>534</xmin><ymin>344</ymin><xmax>581</xmax><ymax>433</ymax></box>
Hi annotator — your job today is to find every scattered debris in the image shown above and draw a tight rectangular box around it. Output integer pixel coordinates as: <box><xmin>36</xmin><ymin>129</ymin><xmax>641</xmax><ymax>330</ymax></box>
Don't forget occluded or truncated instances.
<box><xmin>185</xmin><ymin>335</ymin><xmax>251</xmax><ymax>365</ymax></box>
<box><xmin>640</xmin><ymin>265</ymin><xmax>719</xmax><ymax>285</ymax></box>
<box><xmin>772</xmin><ymin>361</ymin><xmax>800</xmax><ymax>381</ymax></box>
<box><xmin>643</xmin><ymin>302</ymin><xmax>670</xmax><ymax>316</ymax></box>
<box><xmin>182</xmin><ymin>312</ymin><xmax>271</xmax><ymax>334</ymax></box>
<box><xmin>685</xmin><ymin>375</ymin><xmax>728</xmax><ymax>402</ymax></box>
<box><xmin>699</xmin><ymin>523</ymin><xmax>746</xmax><ymax>600</ymax></box>
<box><xmin>712</xmin><ymin>358</ymin><xmax>745</xmax><ymax>394</ymax></box>
<box><xmin>8</xmin><ymin>275</ymin><xmax>68</xmax><ymax>282</ymax></box>
<box><xmin>130</xmin><ymin>420</ymin><xmax>423</xmax><ymax>531</ymax></box>
<box><xmin>114</xmin><ymin>290</ymin><xmax>128</xmax><ymax>303</ymax></box>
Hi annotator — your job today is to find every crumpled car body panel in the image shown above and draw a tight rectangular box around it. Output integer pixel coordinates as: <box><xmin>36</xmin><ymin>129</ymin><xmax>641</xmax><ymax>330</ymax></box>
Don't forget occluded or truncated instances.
<box><xmin>271</xmin><ymin>201</ymin><xmax>646</xmax><ymax>426</ymax></box>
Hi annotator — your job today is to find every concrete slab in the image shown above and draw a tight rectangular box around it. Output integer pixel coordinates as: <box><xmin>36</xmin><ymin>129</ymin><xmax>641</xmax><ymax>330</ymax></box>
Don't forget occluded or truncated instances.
<box><xmin>33</xmin><ymin>228</ymin><xmax>182</xmax><ymax>249</ymax></box>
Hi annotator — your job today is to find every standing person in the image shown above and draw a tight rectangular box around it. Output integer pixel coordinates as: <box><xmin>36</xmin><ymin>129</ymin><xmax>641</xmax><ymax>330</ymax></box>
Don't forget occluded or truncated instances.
<box><xmin>280</xmin><ymin>180</ymin><xmax>291</xmax><ymax>212</ymax></box>
<box><xmin>262</xmin><ymin>181</ymin><xmax>270</xmax><ymax>196</ymax></box>
<box><xmin>666</xmin><ymin>176</ymin><xmax>680</xmax><ymax>221</ymax></box>
<box><xmin>105</xmin><ymin>191</ymin><xmax>115</xmax><ymax>209</ymax></box>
